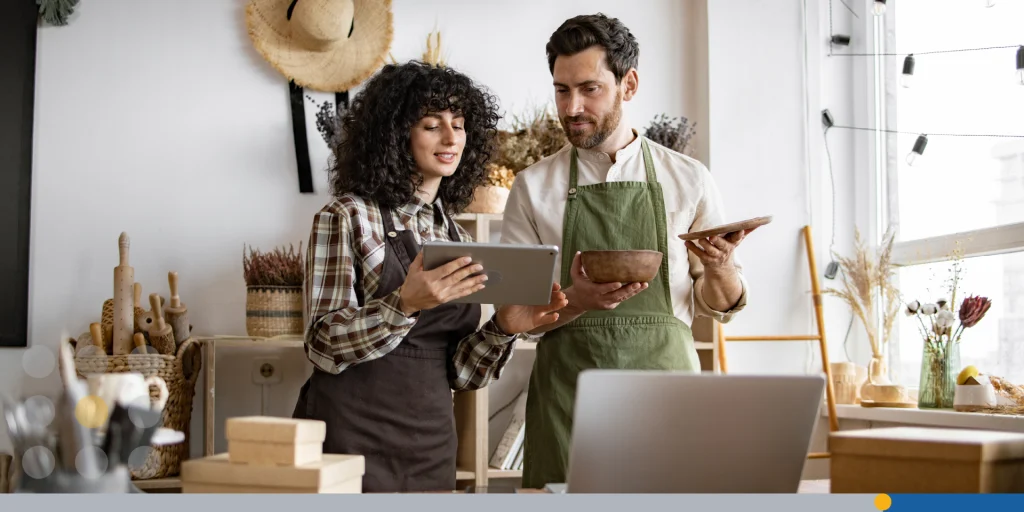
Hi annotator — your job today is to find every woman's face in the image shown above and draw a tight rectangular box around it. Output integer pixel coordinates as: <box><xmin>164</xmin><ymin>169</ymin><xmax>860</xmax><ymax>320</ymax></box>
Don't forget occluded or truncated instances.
<box><xmin>410</xmin><ymin>110</ymin><xmax>466</xmax><ymax>180</ymax></box>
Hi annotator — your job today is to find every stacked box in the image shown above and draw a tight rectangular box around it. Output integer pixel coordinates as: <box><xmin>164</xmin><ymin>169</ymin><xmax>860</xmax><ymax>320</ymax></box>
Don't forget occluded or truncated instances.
<box><xmin>181</xmin><ymin>416</ymin><xmax>364</xmax><ymax>494</ymax></box>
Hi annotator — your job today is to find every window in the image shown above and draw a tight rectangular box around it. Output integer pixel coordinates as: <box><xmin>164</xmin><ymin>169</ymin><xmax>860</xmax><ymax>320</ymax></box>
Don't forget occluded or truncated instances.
<box><xmin>873</xmin><ymin>1</ymin><xmax>1024</xmax><ymax>388</ymax></box>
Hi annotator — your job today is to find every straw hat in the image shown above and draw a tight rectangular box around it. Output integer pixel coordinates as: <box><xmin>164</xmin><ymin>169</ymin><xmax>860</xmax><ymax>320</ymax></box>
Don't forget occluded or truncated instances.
<box><xmin>246</xmin><ymin>0</ymin><xmax>394</xmax><ymax>92</ymax></box>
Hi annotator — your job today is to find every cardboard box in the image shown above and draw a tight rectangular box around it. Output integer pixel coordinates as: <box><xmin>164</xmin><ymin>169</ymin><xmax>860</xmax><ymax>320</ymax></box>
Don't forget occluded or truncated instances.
<box><xmin>181</xmin><ymin>453</ymin><xmax>364</xmax><ymax>494</ymax></box>
<box><xmin>830</xmin><ymin>426</ymin><xmax>1024</xmax><ymax>493</ymax></box>
<box><xmin>225</xmin><ymin>416</ymin><xmax>326</xmax><ymax>466</ymax></box>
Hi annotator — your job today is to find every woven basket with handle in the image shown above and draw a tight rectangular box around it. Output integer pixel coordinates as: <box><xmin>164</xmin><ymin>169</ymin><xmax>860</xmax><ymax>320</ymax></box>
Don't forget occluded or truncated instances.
<box><xmin>245</xmin><ymin>286</ymin><xmax>303</xmax><ymax>337</ymax></box>
<box><xmin>74</xmin><ymin>337</ymin><xmax>201</xmax><ymax>480</ymax></box>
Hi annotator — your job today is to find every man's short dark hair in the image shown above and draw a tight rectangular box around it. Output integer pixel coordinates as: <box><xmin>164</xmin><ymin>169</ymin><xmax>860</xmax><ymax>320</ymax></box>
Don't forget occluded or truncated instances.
<box><xmin>546</xmin><ymin>13</ymin><xmax>639</xmax><ymax>83</ymax></box>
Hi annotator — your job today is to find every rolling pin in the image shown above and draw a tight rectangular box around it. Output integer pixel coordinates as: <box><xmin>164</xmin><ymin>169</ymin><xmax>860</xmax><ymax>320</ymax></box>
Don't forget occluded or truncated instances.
<box><xmin>164</xmin><ymin>271</ymin><xmax>191</xmax><ymax>347</ymax></box>
<box><xmin>133</xmin><ymin>282</ymin><xmax>147</xmax><ymax>333</ymax></box>
<box><xmin>133</xmin><ymin>332</ymin><xmax>159</xmax><ymax>355</ymax></box>
<box><xmin>147</xmin><ymin>293</ymin><xmax>176</xmax><ymax>355</ymax></box>
<box><xmin>100</xmin><ymin>299</ymin><xmax>114</xmax><ymax>354</ymax></box>
<box><xmin>112</xmin><ymin>232</ymin><xmax>135</xmax><ymax>355</ymax></box>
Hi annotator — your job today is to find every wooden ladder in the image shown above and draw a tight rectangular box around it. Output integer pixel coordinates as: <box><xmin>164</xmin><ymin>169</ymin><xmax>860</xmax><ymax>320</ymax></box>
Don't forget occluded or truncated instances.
<box><xmin>715</xmin><ymin>225</ymin><xmax>839</xmax><ymax>459</ymax></box>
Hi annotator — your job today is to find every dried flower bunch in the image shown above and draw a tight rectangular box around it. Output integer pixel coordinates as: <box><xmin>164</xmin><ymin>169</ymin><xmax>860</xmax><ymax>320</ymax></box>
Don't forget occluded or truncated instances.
<box><xmin>643</xmin><ymin>113</ymin><xmax>697</xmax><ymax>157</ymax></box>
<box><xmin>485</xmin><ymin>163</ymin><xmax>515</xmax><ymax>189</ymax></box>
<box><xmin>243</xmin><ymin>243</ymin><xmax>305</xmax><ymax>288</ymax></box>
<box><xmin>823</xmin><ymin>226</ymin><xmax>901</xmax><ymax>359</ymax></box>
<box><xmin>492</xmin><ymin>107</ymin><xmax>569</xmax><ymax>174</ymax></box>
<box><xmin>904</xmin><ymin>243</ymin><xmax>992</xmax><ymax>348</ymax></box>
<box><xmin>422</xmin><ymin>30</ymin><xmax>446</xmax><ymax>68</ymax></box>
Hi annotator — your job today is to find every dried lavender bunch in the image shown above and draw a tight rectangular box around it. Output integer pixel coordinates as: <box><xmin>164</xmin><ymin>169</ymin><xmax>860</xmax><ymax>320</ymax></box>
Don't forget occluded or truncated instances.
<box><xmin>243</xmin><ymin>243</ymin><xmax>305</xmax><ymax>288</ymax></box>
<box><xmin>643</xmin><ymin>114</ymin><xmax>697</xmax><ymax>156</ymax></box>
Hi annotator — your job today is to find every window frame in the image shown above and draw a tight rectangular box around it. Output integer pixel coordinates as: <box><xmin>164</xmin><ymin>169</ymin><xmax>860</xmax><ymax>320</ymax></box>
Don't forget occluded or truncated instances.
<box><xmin>866</xmin><ymin>3</ymin><xmax>1024</xmax><ymax>387</ymax></box>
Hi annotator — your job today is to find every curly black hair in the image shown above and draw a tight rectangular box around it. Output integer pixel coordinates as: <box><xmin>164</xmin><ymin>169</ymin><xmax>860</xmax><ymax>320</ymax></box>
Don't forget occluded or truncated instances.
<box><xmin>327</xmin><ymin>61</ymin><xmax>502</xmax><ymax>215</ymax></box>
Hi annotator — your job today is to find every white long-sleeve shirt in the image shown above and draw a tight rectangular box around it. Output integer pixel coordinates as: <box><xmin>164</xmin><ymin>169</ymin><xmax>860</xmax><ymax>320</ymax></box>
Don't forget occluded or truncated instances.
<box><xmin>499</xmin><ymin>132</ymin><xmax>748</xmax><ymax>330</ymax></box>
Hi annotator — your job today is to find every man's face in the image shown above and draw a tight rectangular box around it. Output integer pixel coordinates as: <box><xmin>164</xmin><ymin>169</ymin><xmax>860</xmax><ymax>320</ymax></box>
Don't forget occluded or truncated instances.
<box><xmin>552</xmin><ymin>46</ymin><xmax>624</xmax><ymax>149</ymax></box>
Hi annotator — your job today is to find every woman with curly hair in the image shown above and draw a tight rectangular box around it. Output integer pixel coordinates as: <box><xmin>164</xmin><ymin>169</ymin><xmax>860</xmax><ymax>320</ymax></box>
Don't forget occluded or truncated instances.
<box><xmin>292</xmin><ymin>61</ymin><xmax>568</xmax><ymax>493</ymax></box>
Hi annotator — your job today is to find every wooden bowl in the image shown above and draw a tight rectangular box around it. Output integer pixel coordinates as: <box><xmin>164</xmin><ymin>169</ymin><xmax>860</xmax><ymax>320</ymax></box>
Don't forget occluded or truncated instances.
<box><xmin>580</xmin><ymin>250</ymin><xmax>663</xmax><ymax>284</ymax></box>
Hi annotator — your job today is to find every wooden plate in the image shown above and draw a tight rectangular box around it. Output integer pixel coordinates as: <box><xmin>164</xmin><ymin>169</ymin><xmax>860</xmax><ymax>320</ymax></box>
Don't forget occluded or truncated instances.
<box><xmin>677</xmin><ymin>216</ymin><xmax>773</xmax><ymax>241</ymax></box>
<box><xmin>860</xmin><ymin>400</ymin><xmax>917</xmax><ymax>409</ymax></box>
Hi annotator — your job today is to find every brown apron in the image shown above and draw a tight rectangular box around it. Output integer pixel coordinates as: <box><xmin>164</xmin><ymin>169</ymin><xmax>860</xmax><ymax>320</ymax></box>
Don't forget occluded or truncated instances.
<box><xmin>293</xmin><ymin>203</ymin><xmax>481</xmax><ymax>493</ymax></box>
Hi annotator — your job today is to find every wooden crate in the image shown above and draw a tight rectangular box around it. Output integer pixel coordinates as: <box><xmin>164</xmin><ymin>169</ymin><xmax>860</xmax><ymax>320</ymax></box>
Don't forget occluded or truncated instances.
<box><xmin>830</xmin><ymin>426</ymin><xmax>1024</xmax><ymax>493</ymax></box>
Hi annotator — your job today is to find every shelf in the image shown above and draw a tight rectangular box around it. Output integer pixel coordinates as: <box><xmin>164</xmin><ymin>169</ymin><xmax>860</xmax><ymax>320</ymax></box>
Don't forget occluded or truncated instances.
<box><xmin>456</xmin><ymin>469</ymin><xmax>475</xmax><ymax>481</ymax></box>
<box><xmin>196</xmin><ymin>336</ymin><xmax>305</xmax><ymax>349</ymax></box>
<box><xmin>453</xmin><ymin>213</ymin><xmax>503</xmax><ymax>222</ymax></box>
<box><xmin>694</xmin><ymin>341</ymin><xmax>714</xmax><ymax>350</ymax></box>
<box><xmin>133</xmin><ymin>477</ymin><xmax>182</xmax><ymax>492</ymax></box>
<box><xmin>826</xmin><ymin>403</ymin><xmax>1024</xmax><ymax>432</ymax></box>
<box><xmin>487</xmin><ymin>468</ymin><xmax>523</xmax><ymax>479</ymax></box>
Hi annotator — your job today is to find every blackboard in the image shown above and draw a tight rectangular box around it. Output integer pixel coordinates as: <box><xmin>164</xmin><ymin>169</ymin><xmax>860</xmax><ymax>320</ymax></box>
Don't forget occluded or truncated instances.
<box><xmin>0</xmin><ymin>2</ymin><xmax>37</xmax><ymax>348</ymax></box>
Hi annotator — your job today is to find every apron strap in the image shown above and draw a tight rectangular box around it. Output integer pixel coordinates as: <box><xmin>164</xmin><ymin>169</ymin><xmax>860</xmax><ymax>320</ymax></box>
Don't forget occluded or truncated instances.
<box><xmin>640</xmin><ymin>138</ymin><xmax>659</xmax><ymax>184</ymax></box>
<box><xmin>567</xmin><ymin>148</ymin><xmax>580</xmax><ymax>201</ymax></box>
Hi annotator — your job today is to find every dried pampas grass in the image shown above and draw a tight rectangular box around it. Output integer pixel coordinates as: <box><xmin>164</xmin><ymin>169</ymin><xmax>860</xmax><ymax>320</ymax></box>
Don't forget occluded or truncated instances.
<box><xmin>823</xmin><ymin>226</ymin><xmax>900</xmax><ymax>358</ymax></box>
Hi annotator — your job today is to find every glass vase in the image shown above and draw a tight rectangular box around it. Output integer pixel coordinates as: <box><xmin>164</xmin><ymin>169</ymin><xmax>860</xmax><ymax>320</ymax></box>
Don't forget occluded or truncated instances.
<box><xmin>917</xmin><ymin>338</ymin><xmax>960</xmax><ymax>409</ymax></box>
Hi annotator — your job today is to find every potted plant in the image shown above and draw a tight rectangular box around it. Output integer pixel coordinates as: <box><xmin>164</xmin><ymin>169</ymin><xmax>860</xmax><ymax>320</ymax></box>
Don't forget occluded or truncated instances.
<box><xmin>243</xmin><ymin>243</ymin><xmax>304</xmax><ymax>338</ymax></box>
<box><xmin>465</xmin><ymin>163</ymin><xmax>515</xmax><ymax>214</ymax></box>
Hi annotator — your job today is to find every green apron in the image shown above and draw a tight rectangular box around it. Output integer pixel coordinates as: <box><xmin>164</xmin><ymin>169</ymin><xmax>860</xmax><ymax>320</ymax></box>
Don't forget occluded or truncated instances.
<box><xmin>521</xmin><ymin>138</ymin><xmax>700</xmax><ymax>489</ymax></box>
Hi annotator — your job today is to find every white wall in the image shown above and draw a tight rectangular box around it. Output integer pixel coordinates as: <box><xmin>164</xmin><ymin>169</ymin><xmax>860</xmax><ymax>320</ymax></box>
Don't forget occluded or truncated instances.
<box><xmin>705</xmin><ymin>0</ymin><xmax>864</xmax><ymax>379</ymax></box>
<box><xmin>1</xmin><ymin>0</ymin><xmax>705</xmax><ymax>457</ymax></box>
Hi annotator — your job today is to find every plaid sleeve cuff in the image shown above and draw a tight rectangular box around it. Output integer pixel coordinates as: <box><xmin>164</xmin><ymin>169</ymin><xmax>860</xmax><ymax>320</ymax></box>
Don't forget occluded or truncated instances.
<box><xmin>379</xmin><ymin>288</ymin><xmax>420</xmax><ymax>328</ymax></box>
<box><xmin>480</xmin><ymin>315</ymin><xmax>520</xmax><ymax>345</ymax></box>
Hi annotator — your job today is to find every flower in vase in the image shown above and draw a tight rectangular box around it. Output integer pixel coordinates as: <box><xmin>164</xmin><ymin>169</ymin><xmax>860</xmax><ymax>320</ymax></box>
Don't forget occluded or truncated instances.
<box><xmin>936</xmin><ymin>309</ymin><xmax>955</xmax><ymax>331</ymax></box>
<box><xmin>905</xmin><ymin>300</ymin><xmax>921</xmax><ymax>315</ymax></box>
<box><xmin>959</xmin><ymin>296</ymin><xmax>992</xmax><ymax>328</ymax></box>
<box><xmin>921</xmin><ymin>303</ymin><xmax>939</xmax><ymax>315</ymax></box>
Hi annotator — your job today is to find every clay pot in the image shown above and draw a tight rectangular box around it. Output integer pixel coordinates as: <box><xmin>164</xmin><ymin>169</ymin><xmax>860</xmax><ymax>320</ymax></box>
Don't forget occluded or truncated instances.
<box><xmin>580</xmin><ymin>250</ymin><xmax>663</xmax><ymax>284</ymax></box>
<box><xmin>465</xmin><ymin>186</ymin><xmax>510</xmax><ymax>214</ymax></box>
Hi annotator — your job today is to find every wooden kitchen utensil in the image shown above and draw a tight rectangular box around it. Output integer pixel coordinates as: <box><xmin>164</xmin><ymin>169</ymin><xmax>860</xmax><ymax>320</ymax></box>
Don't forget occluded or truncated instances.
<box><xmin>112</xmin><ymin>232</ymin><xmax>135</xmax><ymax>355</ymax></box>
<box><xmin>133</xmin><ymin>283</ymin><xmax>147</xmax><ymax>333</ymax></box>
<box><xmin>147</xmin><ymin>293</ymin><xmax>176</xmax><ymax>356</ymax></box>
<box><xmin>677</xmin><ymin>215</ymin><xmax>773</xmax><ymax>241</ymax></box>
<box><xmin>100</xmin><ymin>299</ymin><xmax>114</xmax><ymax>354</ymax></box>
<box><xmin>132</xmin><ymin>333</ymin><xmax>159</xmax><ymax>355</ymax></box>
<box><xmin>165</xmin><ymin>271</ymin><xmax>191</xmax><ymax>347</ymax></box>
<box><xmin>74</xmin><ymin>323</ymin><xmax>107</xmax><ymax>357</ymax></box>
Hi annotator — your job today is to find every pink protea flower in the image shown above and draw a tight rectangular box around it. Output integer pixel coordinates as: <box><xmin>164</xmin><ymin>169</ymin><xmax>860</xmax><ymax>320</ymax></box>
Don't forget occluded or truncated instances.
<box><xmin>959</xmin><ymin>296</ymin><xmax>992</xmax><ymax>328</ymax></box>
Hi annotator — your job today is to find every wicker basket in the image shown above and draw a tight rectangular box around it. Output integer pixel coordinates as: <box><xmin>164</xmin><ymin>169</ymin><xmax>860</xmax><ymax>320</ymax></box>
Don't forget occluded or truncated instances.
<box><xmin>74</xmin><ymin>337</ymin><xmax>201</xmax><ymax>480</ymax></box>
<box><xmin>246</xmin><ymin>286</ymin><xmax>303</xmax><ymax>337</ymax></box>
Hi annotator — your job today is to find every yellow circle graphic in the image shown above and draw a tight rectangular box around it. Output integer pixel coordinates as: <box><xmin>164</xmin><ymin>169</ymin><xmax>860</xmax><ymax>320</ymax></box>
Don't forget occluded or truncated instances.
<box><xmin>75</xmin><ymin>395</ymin><xmax>109</xmax><ymax>429</ymax></box>
<box><xmin>874</xmin><ymin>493</ymin><xmax>892</xmax><ymax>511</ymax></box>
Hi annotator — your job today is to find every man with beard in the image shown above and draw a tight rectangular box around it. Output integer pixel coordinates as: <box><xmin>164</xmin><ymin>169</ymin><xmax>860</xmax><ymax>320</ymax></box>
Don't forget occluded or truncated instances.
<box><xmin>500</xmin><ymin>13</ymin><xmax>755</xmax><ymax>489</ymax></box>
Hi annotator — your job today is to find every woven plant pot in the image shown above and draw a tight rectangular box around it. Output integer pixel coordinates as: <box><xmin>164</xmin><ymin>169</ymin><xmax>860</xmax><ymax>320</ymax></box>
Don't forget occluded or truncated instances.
<box><xmin>74</xmin><ymin>338</ymin><xmax>201</xmax><ymax>480</ymax></box>
<box><xmin>465</xmin><ymin>186</ymin><xmax>510</xmax><ymax>214</ymax></box>
<box><xmin>245</xmin><ymin>286</ymin><xmax>303</xmax><ymax>337</ymax></box>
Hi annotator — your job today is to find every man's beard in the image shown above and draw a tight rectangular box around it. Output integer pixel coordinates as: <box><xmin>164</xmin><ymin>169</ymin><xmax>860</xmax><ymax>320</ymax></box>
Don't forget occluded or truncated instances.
<box><xmin>561</xmin><ymin>98</ymin><xmax>623</xmax><ymax>150</ymax></box>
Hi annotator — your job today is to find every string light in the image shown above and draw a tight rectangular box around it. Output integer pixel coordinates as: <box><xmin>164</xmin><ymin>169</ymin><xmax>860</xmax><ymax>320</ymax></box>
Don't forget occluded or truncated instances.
<box><xmin>901</xmin><ymin>55</ymin><xmax>915</xmax><ymax>88</ymax></box>
<box><xmin>1017</xmin><ymin>46</ymin><xmax>1024</xmax><ymax>85</ymax></box>
<box><xmin>906</xmin><ymin>135</ymin><xmax>928</xmax><ymax>166</ymax></box>
<box><xmin>873</xmin><ymin>0</ymin><xmax>887</xmax><ymax>16</ymax></box>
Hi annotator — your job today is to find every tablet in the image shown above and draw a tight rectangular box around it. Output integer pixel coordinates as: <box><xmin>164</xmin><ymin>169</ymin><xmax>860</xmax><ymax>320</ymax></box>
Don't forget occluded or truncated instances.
<box><xmin>421</xmin><ymin>241</ymin><xmax>560</xmax><ymax>306</ymax></box>
<box><xmin>677</xmin><ymin>216</ymin><xmax>773</xmax><ymax>241</ymax></box>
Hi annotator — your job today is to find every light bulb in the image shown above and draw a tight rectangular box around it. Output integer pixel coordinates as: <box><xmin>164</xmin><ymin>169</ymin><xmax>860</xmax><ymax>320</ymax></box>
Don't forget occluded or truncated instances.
<box><xmin>906</xmin><ymin>134</ymin><xmax>928</xmax><ymax>166</ymax></box>
<box><xmin>901</xmin><ymin>55</ymin><xmax>915</xmax><ymax>88</ymax></box>
<box><xmin>873</xmin><ymin>0</ymin><xmax>887</xmax><ymax>15</ymax></box>
<box><xmin>1017</xmin><ymin>46</ymin><xmax>1024</xmax><ymax>85</ymax></box>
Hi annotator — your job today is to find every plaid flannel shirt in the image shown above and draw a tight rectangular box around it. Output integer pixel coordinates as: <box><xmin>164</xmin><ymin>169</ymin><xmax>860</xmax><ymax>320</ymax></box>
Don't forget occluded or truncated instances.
<box><xmin>303</xmin><ymin>193</ymin><xmax>518</xmax><ymax>391</ymax></box>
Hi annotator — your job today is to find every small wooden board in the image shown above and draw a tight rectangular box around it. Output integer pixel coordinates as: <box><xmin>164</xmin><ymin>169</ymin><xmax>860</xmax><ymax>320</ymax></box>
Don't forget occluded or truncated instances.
<box><xmin>677</xmin><ymin>216</ymin><xmax>773</xmax><ymax>241</ymax></box>
<box><xmin>860</xmin><ymin>400</ymin><xmax>917</xmax><ymax>408</ymax></box>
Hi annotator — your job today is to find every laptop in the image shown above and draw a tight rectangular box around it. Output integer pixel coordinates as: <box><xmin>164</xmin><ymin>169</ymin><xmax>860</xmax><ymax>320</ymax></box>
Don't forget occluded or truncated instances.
<box><xmin>563</xmin><ymin>370</ymin><xmax>826</xmax><ymax>493</ymax></box>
